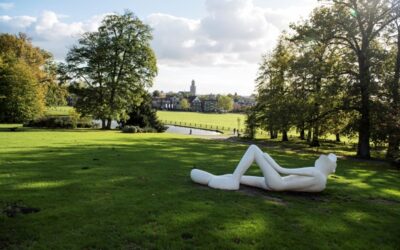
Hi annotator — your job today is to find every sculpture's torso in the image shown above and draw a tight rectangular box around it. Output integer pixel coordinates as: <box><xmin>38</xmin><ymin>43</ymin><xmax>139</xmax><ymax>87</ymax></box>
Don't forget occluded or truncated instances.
<box><xmin>280</xmin><ymin>170</ymin><xmax>327</xmax><ymax>192</ymax></box>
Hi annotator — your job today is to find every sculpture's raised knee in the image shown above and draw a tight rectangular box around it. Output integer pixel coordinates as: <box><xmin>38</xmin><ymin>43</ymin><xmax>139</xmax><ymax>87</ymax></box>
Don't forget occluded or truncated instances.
<box><xmin>249</xmin><ymin>144</ymin><xmax>257</xmax><ymax>150</ymax></box>
<box><xmin>248</xmin><ymin>144</ymin><xmax>261</xmax><ymax>153</ymax></box>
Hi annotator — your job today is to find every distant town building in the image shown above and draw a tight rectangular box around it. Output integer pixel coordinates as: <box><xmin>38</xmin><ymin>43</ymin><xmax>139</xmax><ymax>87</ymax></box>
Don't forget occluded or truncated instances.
<box><xmin>202</xmin><ymin>94</ymin><xmax>218</xmax><ymax>112</ymax></box>
<box><xmin>190</xmin><ymin>80</ymin><xmax>196</xmax><ymax>96</ymax></box>
<box><xmin>233</xmin><ymin>96</ymin><xmax>256</xmax><ymax>112</ymax></box>
<box><xmin>189</xmin><ymin>96</ymin><xmax>202</xmax><ymax>112</ymax></box>
<box><xmin>151</xmin><ymin>80</ymin><xmax>256</xmax><ymax>112</ymax></box>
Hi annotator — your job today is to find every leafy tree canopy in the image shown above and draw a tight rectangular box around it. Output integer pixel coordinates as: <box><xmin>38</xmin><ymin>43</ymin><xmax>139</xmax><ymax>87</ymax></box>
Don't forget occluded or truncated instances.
<box><xmin>66</xmin><ymin>11</ymin><xmax>157</xmax><ymax>129</ymax></box>
<box><xmin>217</xmin><ymin>95</ymin><xmax>234</xmax><ymax>112</ymax></box>
<box><xmin>0</xmin><ymin>33</ymin><xmax>55</xmax><ymax>122</ymax></box>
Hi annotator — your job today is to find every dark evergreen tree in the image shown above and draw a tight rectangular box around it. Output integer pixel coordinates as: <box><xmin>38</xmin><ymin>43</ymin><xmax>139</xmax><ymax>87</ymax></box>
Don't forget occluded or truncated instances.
<box><xmin>124</xmin><ymin>92</ymin><xmax>165</xmax><ymax>132</ymax></box>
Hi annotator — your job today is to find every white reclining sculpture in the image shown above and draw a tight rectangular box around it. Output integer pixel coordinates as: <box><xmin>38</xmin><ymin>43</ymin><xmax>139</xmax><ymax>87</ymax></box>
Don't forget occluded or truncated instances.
<box><xmin>191</xmin><ymin>144</ymin><xmax>337</xmax><ymax>192</ymax></box>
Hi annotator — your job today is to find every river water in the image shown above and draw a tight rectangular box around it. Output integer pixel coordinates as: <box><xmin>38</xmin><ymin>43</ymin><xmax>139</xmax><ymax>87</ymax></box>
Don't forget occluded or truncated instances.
<box><xmin>92</xmin><ymin>121</ymin><xmax>222</xmax><ymax>135</ymax></box>
<box><xmin>92</xmin><ymin>120</ymin><xmax>119</xmax><ymax>129</ymax></box>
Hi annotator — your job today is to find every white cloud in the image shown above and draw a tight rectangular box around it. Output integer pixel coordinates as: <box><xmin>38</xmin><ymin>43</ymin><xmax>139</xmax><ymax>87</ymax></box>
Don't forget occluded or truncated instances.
<box><xmin>33</xmin><ymin>10</ymin><xmax>108</xmax><ymax>41</ymax></box>
<box><xmin>0</xmin><ymin>0</ymin><xmax>319</xmax><ymax>94</ymax></box>
<box><xmin>0</xmin><ymin>0</ymin><xmax>317</xmax><ymax>64</ymax></box>
<box><xmin>147</xmin><ymin>0</ymin><xmax>317</xmax><ymax>67</ymax></box>
<box><xmin>0</xmin><ymin>15</ymin><xmax>36</xmax><ymax>29</ymax></box>
<box><xmin>0</xmin><ymin>2</ymin><xmax>14</xmax><ymax>10</ymax></box>
<box><xmin>148</xmin><ymin>0</ymin><xmax>319</xmax><ymax>94</ymax></box>
<box><xmin>0</xmin><ymin>11</ymin><xmax>108</xmax><ymax>59</ymax></box>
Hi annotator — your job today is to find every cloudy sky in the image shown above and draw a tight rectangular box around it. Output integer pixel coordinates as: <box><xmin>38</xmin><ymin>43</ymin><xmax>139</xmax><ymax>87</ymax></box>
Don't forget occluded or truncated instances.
<box><xmin>0</xmin><ymin>0</ymin><xmax>320</xmax><ymax>95</ymax></box>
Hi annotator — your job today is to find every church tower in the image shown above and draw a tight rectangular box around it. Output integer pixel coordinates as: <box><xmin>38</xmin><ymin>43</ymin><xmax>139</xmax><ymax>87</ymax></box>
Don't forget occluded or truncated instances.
<box><xmin>190</xmin><ymin>80</ymin><xmax>196</xmax><ymax>96</ymax></box>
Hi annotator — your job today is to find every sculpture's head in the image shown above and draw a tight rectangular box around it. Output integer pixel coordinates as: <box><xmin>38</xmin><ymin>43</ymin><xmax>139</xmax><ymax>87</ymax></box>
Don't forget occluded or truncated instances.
<box><xmin>315</xmin><ymin>153</ymin><xmax>337</xmax><ymax>174</ymax></box>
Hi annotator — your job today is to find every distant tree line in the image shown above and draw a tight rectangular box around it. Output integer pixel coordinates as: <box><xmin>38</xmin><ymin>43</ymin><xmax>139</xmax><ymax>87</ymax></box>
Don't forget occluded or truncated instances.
<box><xmin>248</xmin><ymin>0</ymin><xmax>399</xmax><ymax>160</ymax></box>
<box><xmin>152</xmin><ymin>90</ymin><xmax>250</xmax><ymax>112</ymax></box>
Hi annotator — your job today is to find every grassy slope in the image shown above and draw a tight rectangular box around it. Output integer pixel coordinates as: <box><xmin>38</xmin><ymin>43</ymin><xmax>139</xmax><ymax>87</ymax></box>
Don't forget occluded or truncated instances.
<box><xmin>158</xmin><ymin>111</ymin><xmax>246</xmax><ymax>132</ymax></box>
<box><xmin>0</xmin><ymin>130</ymin><xmax>399</xmax><ymax>249</ymax></box>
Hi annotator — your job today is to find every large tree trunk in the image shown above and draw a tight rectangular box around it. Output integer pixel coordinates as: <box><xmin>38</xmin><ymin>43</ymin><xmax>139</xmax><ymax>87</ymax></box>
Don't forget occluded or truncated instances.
<box><xmin>282</xmin><ymin>130</ymin><xmax>289</xmax><ymax>141</ymax></box>
<box><xmin>357</xmin><ymin>88</ymin><xmax>371</xmax><ymax>158</ymax></box>
<box><xmin>299</xmin><ymin>128</ymin><xmax>305</xmax><ymax>140</ymax></box>
<box><xmin>106</xmin><ymin>118</ymin><xmax>112</xmax><ymax>130</ymax></box>
<box><xmin>307</xmin><ymin>128</ymin><xmax>312</xmax><ymax>143</ymax></box>
<box><xmin>310</xmin><ymin>59</ymin><xmax>323</xmax><ymax>147</ymax></box>
<box><xmin>386</xmin><ymin>25</ymin><xmax>400</xmax><ymax>160</ymax></box>
<box><xmin>101</xmin><ymin>119</ymin><xmax>106</xmax><ymax>129</ymax></box>
<box><xmin>387</xmin><ymin>135</ymin><xmax>399</xmax><ymax>160</ymax></box>
<box><xmin>270</xmin><ymin>129</ymin><xmax>277</xmax><ymax>139</ymax></box>
<box><xmin>336</xmin><ymin>133</ymin><xmax>341</xmax><ymax>142</ymax></box>
<box><xmin>310</xmin><ymin>124</ymin><xmax>320</xmax><ymax>147</ymax></box>
<box><xmin>357</xmin><ymin>50</ymin><xmax>371</xmax><ymax>159</ymax></box>
<box><xmin>357</xmin><ymin>100</ymin><xmax>371</xmax><ymax>158</ymax></box>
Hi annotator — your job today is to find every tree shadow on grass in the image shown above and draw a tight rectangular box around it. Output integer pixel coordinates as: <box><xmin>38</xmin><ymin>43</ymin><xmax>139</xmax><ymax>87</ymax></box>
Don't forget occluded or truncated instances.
<box><xmin>0</xmin><ymin>134</ymin><xmax>399</xmax><ymax>249</ymax></box>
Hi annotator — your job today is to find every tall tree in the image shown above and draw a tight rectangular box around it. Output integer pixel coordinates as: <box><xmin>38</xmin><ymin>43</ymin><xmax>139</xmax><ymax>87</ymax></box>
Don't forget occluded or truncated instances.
<box><xmin>290</xmin><ymin>7</ymin><xmax>347</xmax><ymax>146</ymax></box>
<box><xmin>180</xmin><ymin>98</ymin><xmax>190</xmax><ymax>110</ymax></box>
<box><xmin>0</xmin><ymin>33</ymin><xmax>49</xmax><ymax>122</ymax></box>
<box><xmin>256</xmin><ymin>36</ymin><xmax>296</xmax><ymax>141</ymax></box>
<box><xmin>0</xmin><ymin>33</ymin><xmax>49</xmax><ymax>72</ymax></box>
<box><xmin>384</xmin><ymin>3</ymin><xmax>400</xmax><ymax>160</ymax></box>
<box><xmin>244</xmin><ymin>107</ymin><xmax>258</xmax><ymax>139</ymax></box>
<box><xmin>0</xmin><ymin>56</ymin><xmax>45</xmax><ymax>122</ymax></box>
<box><xmin>327</xmin><ymin>0</ymin><xmax>400</xmax><ymax>158</ymax></box>
<box><xmin>42</xmin><ymin>60</ymin><xmax>68</xmax><ymax>107</ymax></box>
<box><xmin>217</xmin><ymin>95</ymin><xmax>234</xmax><ymax>112</ymax></box>
<box><xmin>66</xmin><ymin>11</ymin><xmax>157</xmax><ymax>129</ymax></box>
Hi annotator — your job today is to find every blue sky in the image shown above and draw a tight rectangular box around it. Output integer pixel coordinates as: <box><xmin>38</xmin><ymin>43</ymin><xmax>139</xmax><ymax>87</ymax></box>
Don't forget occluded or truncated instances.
<box><xmin>0</xmin><ymin>0</ymin><xmax>319</xmax><ymax>95</ymax></box>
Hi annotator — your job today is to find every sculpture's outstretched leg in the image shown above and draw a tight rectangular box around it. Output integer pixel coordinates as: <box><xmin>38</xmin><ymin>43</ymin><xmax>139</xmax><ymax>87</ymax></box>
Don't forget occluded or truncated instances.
<box><xmin>240</xmin><ymin>176</ymin><xmax>271</xmax><ymax>190</ymax></box>
<box><xmin>232</xmin><ymin>145</ymin><xmax>285</xmax><ymax>191</ymax></box>
<box><xmin>191</xmin><ymin>144</ymin><xmax>286</xmax><ymax>191</ymax></box>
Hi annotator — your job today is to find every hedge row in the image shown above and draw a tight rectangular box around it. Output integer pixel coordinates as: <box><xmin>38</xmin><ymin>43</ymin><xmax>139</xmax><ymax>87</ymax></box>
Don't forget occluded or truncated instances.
<box><xmin>121</xmin><ymin>125</ymin><xmax>158</xmax><ymax>133</ymax></box>
<box><xmin>24</xmin><ymin>116</ymin><xmax>95</xmax><ymax>129</ymax></box>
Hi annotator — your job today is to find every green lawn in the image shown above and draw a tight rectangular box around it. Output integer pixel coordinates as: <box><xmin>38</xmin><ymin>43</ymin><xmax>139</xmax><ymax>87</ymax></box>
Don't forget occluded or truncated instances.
<box><xmin>0</xmin><ymin>129</ymin><xmax>399</xmax><ymax>249</ymax></box>
<box><xmin>157</xmin><ymin>111</ymin><xmax>246</xmax><ymax>132</ymax></box>
<box><xmin>156</xmin><ymin>111</ymin><xmax>355</xmax><ymax>142</ymax></box>
<box><xmin>44</xmin><ymin>106</ymin><xmax>74</xmax><ymax>116</ymax></box>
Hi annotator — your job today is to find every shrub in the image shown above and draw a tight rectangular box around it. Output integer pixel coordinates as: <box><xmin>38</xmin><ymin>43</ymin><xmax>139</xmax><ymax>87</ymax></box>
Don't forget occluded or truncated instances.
<box><xmin>25</xmin><ymin>116</ymin><xmax>74</xmax><ymax>128</ymax></box>
<box><xmin>24</xmin><ymin>115</ymin><xmax>94</xmax><ymax>129</ymax></box>
<box><xmin>122</xmin><ymin>125</ymin><xmax>139</xmax><ymax>133</ymax></box>
<box><xmin>142</xmin><ymin>127</ymin><xmax>156</xmax><ymax>133</ymax></box>
<box><xmin>121</xmin><ymin>126</ymin><xmax>159</xmax><ymax>133</ymax></box>
<box><xmin>77</xmin><ymin>116</ymin><xmax>94</xmax><ymax>128</ymax></box>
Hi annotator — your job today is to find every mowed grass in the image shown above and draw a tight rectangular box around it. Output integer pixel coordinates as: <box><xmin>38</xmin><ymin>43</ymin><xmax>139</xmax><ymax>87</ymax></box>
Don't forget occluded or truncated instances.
<box><xmin>0</xmin><ymin>129</ymin><xmax>399</xmax><ymax>249</ymax></box>
<box><xmin>156</xmin><ymin>111</ymin><xmax>357</xmax><ymax>143</ymax></box>
<box><xmin>158</xmin><ymin>111</ymin><xmax>246</xmax><ymax>132</ymax></box>
<box><xmin>44</xmin><ymin>106</ymin><xmax>74</xmax><ymax>116</ymax></box>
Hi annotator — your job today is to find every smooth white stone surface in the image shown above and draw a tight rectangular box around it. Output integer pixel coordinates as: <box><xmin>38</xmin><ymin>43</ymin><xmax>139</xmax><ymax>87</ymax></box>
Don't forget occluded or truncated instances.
<box><xmin>191</xmin><ymin>144</ymin><xmax>337</xmax><ymax>192</ymax></box>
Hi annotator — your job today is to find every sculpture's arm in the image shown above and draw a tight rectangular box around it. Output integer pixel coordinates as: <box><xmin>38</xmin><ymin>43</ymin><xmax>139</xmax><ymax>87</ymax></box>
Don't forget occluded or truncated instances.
<box><xmin>263</xmin><ymin>153</ymin><xmax>316</xmax><ymax>177</ymax></box>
